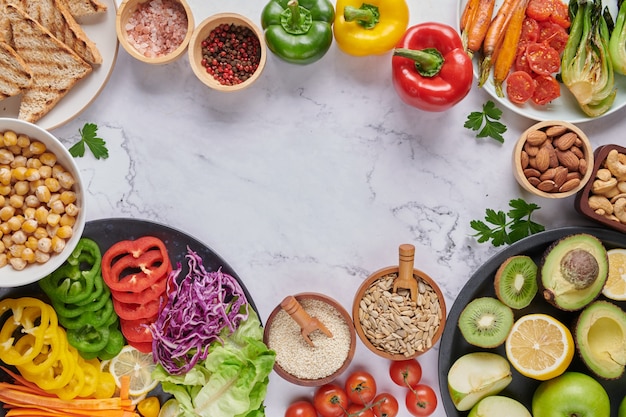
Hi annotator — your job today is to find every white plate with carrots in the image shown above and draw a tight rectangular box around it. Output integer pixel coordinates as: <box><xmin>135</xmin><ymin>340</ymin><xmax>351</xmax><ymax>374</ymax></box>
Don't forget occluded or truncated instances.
<box><xmin>457</xmin><ymin>0</ymin><xmax>626</xmax><ymax>123</ymax></box>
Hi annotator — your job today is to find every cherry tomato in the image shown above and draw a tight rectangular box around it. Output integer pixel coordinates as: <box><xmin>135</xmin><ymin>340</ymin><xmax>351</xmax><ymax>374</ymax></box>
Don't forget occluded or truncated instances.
<box><xmin>347</xmin><ymin>404</ymin><xmax>375</xmax><ymax>417</ymax></box>
<box><xmin>520</xmin><ymin>17</ymin><xmax>540</xmax><ymax>44</ymax></box>
<box><xmin>526</xmin><ymin>0</ymin><xmax>554</xmax><ymax>21</ymax></box>
<box><xmin>345</xmin><ymin>371</ymin><xmax>377</xmax><ymax>405</ymax></box>
<box><xmin>506</xmin><ymin>71</ymin><xmax>536</xmax><ymax>104</ymax></box>
<box><xmin>526</xmin><ymin>43</ymin><xmax>561</xmax><ymax>76</ymax></box>
<box><xmin>285</xmin><ymin>400</ymin><xmax>318</xmax><ymax>417</ymax></box>
<box><xmin>389</xmin><ymin>359</ymin><xmax>422</xmax><ymax>389</ymax></box>
<box><xmin>313</xmin><ymin>384</ymin><xmax>349</xmax><ymax>417</ymax></box>
<box><xmin>532</xmin><ymin>74</ymin><xmax>561</xmax><ymax>105</ymax></box>
<box><xmin>405</xmin><ymin>384</ymin><xmax>438</xmax><ymax>417</ymax></box>
<box><xmin>372</xmin><ymin>393</ymin><xmax>399</xmax><ymax>417</ymax></box>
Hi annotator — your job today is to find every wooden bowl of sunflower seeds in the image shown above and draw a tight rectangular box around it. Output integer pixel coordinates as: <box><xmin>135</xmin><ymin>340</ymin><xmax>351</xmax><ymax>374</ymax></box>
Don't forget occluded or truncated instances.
<box><xmin>352</xmin><ymin>244</ymin><xmax>446</xmax><ymax>361</ymax></box>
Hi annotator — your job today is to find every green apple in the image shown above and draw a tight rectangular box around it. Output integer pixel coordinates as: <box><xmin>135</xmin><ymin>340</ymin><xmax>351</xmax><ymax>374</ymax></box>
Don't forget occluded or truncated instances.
<box><xmin>468</xmin><ymin>395</ymin><xmax>531</xmax><ymax>417</ymax></box>
<box><xmin>532</xmin><ymin>372</ymin><xmax>610</xmax><ymax>417</ymax></box>
<box><xmin>619</xmin><ymin>395</ymin><xmax>626</xmax><ymax>417</ymax></box>
<box><xmin>447</xmin><ymin>352</ymin><xmax>513</xmax><ymax>411</ymax></box>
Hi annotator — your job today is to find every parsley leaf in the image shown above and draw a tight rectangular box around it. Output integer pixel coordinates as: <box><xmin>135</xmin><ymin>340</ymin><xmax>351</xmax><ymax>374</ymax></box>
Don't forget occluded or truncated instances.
<box><xmin>464</xmin><ymin>100</ymin><xmax>508</xmax><ymax>143</ymax></box>
<box><xmin>69</xmin><ymin>123</ymin><xmax>109</xmax><ymax>160</ymax></box>
<box><xmin>470</xmin><ymin>198</ymin><xmax>545</xmax><ymax>247</ymax></box>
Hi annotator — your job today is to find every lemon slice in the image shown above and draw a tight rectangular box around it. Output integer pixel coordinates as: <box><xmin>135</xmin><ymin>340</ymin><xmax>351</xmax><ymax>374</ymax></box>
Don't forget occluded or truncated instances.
<box><xmin>108</xmin><ymin>345</ymin><xmax>158</xmax><ymax>397</ymax></box>
<box><xmin>505</xmin><ymin>313</ymin><xmax>574</xmax><ymax>381</ymax></box>
<box><xmin>602</xmin><ymin>248</ymin><xmax>626</xmax><ymax>301</ymax></box>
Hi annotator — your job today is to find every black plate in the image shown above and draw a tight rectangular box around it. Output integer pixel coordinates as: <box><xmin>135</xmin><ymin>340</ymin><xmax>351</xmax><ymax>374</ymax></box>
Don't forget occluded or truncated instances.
<box><xmin>438</xmin><ymin>226</ymin><xmax>626</xmax><ymax>417</ymax></box>
<box><xmin>0</xmin><ymin>218</ymin><xmax>256</xmax><ymax>414</ymax></box>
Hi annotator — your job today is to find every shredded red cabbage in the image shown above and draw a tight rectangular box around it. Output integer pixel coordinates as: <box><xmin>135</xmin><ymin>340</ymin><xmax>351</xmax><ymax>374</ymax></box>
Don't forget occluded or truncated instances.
<box><xmin>150</xmin><ymin>247</ymin><xmax>249</xmax><ymax>375</ymax></box>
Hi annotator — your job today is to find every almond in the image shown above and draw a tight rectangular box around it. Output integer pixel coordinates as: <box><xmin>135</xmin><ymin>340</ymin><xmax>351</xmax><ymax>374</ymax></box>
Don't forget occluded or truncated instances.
<box><xmin>526</xmin><ymin>130</ymin><xmax>547</xmax><ymax>146</ymax></box>
<box><xmin>559</xmin><ymin>178</ymin><xmax>581</xmax><ymax>192</ymax></box>
<box><xmin>554</xmin><ymin>166</ymin><xmax>569</xmax><ymax>187</ymax></box>
<box><xmin>540</xmin><ymin>168</ymin><xmax>557</xmax><ymax>181</ymax></box>
<box><xmin>545</xmin><ymin>125</ymin><xmax>568</xmax><ymax>137</ymax></box>
<box><xmin>524</xmin><ymin>141</ymin><xmax>540</xmax><ymax>157</ymax></box>
<box><xmin>520</xmin><ymin>150</ymin><xmax>529</xmax><ymax>169</ymax></box>
<box><xmin>537</xmin><ymin>179</ymin><xmax>557</xmax><ymax>192</ymax></box>
<box><xmin>524</xmin><ymin>168</ymin><xmax>541</xmax><ymax>178</ymax></box>
<box><xmin>578</xmin><ymin>158</ymin><xmax>588</xmax><ymax>176</ymax></box>
<box><xmin>553</xmin><ymin>132</ymin><xmax>577</xmax><ymax>151</ymax></box>
<box><xmin>535</xmin><ymin>147</ymin><xmax>551</xmax><ymax>172</ymax></box>
<box><xmin>556</xmin><ymin>149</ymin><xmax>579</xmax><ymax>171</ymax></box>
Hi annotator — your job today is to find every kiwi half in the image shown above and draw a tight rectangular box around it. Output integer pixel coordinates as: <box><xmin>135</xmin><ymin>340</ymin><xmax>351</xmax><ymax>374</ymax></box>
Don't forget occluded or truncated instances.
<box><xmin>458</xmin><ymin>297</ymin><xmax>514</xmax><ymax>348</ymax></box>
<box><xmin>494</xmin><ymin>255</ymin><xmax>538</xmax><ymax>310</ymax></box>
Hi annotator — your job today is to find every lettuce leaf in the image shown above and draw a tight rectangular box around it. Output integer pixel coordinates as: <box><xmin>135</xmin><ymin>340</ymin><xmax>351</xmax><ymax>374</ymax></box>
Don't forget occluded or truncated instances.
<box><xmin>153</xmin><ymin>310</ymin><xmax>275</xmax><ymax>417</ymax></box>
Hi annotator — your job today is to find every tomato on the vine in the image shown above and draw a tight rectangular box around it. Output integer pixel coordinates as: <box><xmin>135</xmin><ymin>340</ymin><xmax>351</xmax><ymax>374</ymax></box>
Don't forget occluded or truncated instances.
<box><xmin>389</xmin><ymin>359</ymin><xmax>422</xmax><ymax>389</ymax></box>
<box><xmin>345</xmin><ymin>371</ymin><xmax>377</xmax><ymax>405</ymax></box>
<box><xmin>405</xmin><ymin>384</ymin><xmax>437</xmax><ymax>417</ymax></box>
<box><xmin>372</xmin><ymin>393</ymin><xmax>399</xmax><ymax>417</ymax></box>
<box><xmin>347</xmin><ymin>403</ymin><xmax>375</xmax><ymax>417</ymax></box>
<box><xmin>285</xmin><ymin>400</ymin><xmax>318</xmax><ymax>417</ymax></box>
<box><xmin>313</xmin><ymin>384</ymin><xmax>349</xmax><ymax>417</ymax></box>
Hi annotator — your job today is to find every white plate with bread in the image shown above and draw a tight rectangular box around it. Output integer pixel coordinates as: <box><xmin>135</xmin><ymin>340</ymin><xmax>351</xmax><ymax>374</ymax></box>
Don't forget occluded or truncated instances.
<box><xmin>0</xmin><ymin>0</ymin><xmax>117</xmax><ymax>130</ymax></box>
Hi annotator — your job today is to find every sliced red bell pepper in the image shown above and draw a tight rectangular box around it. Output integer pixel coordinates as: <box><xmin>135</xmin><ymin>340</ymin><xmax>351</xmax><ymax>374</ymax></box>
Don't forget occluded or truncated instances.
<box><xmin>120</xmin><ymin>315</ymin><xmax>156</xmax><ymax>344</ymax></box>
<box><xmin>112</xmin><ymin>297</ymin><xmax>161</xmax><ymax>321</ymax></box>
<box><xmin>101</xmin><ymin>236</ymin><xmax>172</xmax><ymax>293</ymax></box>
<box><xmin>110</xmin><ymin>273</ymin><xmax>168</xmax><ymax>304</ymax></box>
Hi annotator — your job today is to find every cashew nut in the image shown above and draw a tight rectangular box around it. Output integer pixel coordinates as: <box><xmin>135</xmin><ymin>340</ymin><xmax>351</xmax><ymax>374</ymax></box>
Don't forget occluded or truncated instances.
<box><xmin>606</xmin><ymin>149</ymin><xmax>626</xmax><ymax>181</ymax></box>
<box><xmin>592</xmin><ymin>177</ymin><xmax>618</xmax><ymax>195</ymax></box>
<box><xmin>615</xmin><ymin>197</ymin><xmax>626</xmax><ymax>224</ymax></box>
<box><xmin>588</xmin><ymin>195</ymin><xmax>614</xmax><ymax>215</ymax></box>
<box><xmin>619</xmin><ymin>180</ymin><xmax>626</xmax><ymax>193</ymax></box>
<box><xmin>596</xmin><ymin>168</ymin><xmax>613</xmax><ymax>182</ymax></box>
<box><xmin>611</xmin><ymin>193</ymin><xmax>626</xmax><ymax>204</ymax></box>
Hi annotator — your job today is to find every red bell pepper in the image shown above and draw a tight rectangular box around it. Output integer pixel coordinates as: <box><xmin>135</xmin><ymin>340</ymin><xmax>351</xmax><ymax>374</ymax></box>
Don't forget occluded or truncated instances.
<box><xmin>391</xmin><ymin>22</ymin><xmax>473</xmax><ymax>112</ymax></box>
<box><xmin>101</xmin><ymin>236</ymin><xmax>171</xmax><ymax>293</ymax></box>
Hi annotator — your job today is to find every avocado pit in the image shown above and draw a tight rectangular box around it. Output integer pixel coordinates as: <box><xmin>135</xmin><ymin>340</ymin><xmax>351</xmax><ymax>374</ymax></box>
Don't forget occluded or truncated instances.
<box><xmin>560</xmin><ymin>248</ymin><xmax>600</xmax><ymax>290</ymax></box>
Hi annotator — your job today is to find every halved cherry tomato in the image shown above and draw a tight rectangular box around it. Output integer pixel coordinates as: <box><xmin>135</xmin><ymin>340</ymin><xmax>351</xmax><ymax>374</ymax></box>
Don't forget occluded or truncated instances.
<box><xmin>526</xmin><ymin>0</ymin><xmax>554</xmax><ymax>21</ymax></box>
<box><xmin>345</xmin><ymin>371</ymin><xmax>377</xmax><ymax>405</ymax></box>
<box><xmin>526</xmin><ymin>43</ymin><xmax>561</xmax><ymax>76</ymax></box>
<box><xmin>520</xmin><ymin>17</ymin><xmax>540</xmax><ymax>44</ymax></box>
<box><xmin>514</xmin><ymin>46</ymin><xmax>533</xmax><ymax>73</ymax></box>
<box><xmin>549</xmin><ymin>0</ymin><xmax>571</xmax><ymax>28</ymax></box>
<box><xmin>313</xmin><ymin>384</ymin><xmax>349</xmax><ymax>417</ymax></box>
<box><xmin>347</xmin><ymin>403</ymin><xmax>374</xmax><ymax>417</ymax></box>
<box><xmin>405</xmin><ymin>384</ymin><xmax>437</xmax><ymax>417</ymax></box>
<box><xmin>389</xmin><ymin>359</ymin><xmax>422</xmax><ymax>389</ymax></box>
<box><xmin>285</xmin><ymin>400</ymin><xmax>318</xmax><ymax>417</ymax></box>
<box><xmin>372</xmin><ymin>393</ymin><xmax>399</xmax><ymax>417</ymax></box>
<box><xmin>532</xmin><ymin>74</ymin><xmax>560</xmax><ymax>105</ymax></box>
<box><xmin>538</xmin><ymin>21</ymin><xmax>569</xmax><ymax>54</ymax></box>
<box><xmin>506</xmin><ymin>71</ymin><xmax>536</xmax><ymax>104</ymax></box>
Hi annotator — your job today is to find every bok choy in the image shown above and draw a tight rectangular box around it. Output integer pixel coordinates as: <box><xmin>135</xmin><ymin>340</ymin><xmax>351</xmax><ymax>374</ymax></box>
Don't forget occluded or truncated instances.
<box><xmin>561</xmin><ymin>0</ymin><xmax>616</xmax><ymax>117</ymax></box>
<box><xmin>610</xmin><ymin>0</ymin><xmax>626</xmax><ymax>74</ymax></box>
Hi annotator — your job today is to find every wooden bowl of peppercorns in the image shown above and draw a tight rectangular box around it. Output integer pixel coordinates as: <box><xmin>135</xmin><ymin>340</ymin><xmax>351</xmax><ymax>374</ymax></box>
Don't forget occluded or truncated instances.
<box><xmin>188</xmin><ymin>13</ymin><xmax>267</xmax><ymax>91</ymax></box>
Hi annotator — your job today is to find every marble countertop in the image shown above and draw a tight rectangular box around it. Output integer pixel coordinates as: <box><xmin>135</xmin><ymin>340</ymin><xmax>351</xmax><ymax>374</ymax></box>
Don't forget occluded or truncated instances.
<box><xmin>45</xmin><ymin>0</ymin><xmax>623</xmax><ymax>415</ymax></box>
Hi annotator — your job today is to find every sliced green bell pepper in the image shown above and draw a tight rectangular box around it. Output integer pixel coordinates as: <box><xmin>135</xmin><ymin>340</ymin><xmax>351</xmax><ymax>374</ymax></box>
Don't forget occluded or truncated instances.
<box><xmin>58</xmin><ymin>298</ymin><xmax>115</xmax><ymax>330</ymax></box>
<box><xmin>39</xmin><ymin>238</ymin><xmax>102</xmax><ymax>304</ymax></box>
<box><xmin>261</xmin><ymin>0</ymin><xmax>335</xmax><ymax>64</ymax></box>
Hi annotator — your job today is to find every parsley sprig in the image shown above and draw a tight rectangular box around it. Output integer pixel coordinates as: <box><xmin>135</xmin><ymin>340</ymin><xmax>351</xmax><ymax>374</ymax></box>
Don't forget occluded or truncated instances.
<box><xmin>470</xmin><ymin>198</ymin><xmax>545</xmax><ymax>247</ymax></box>
<box><xmin>69</xmin><ymin>123</ymin><xmax>109</xmax><ymax>160</ymax></box>
<box><xmin>464</xmin><ymin>100</ymin><xmax>507</xmax><ymax>143</ymax></box>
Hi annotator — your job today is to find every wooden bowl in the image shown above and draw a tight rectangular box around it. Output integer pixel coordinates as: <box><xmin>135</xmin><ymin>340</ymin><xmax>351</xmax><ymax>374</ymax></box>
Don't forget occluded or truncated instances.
<box><xmin>513</xmin><ymin>120</ymin><xmax>594</xmax><ymax>199</ymax></box>
<box><xmin>116</xmin><ymin>0</ymin><xmax>194</xmax><ymax>65</ymax></box>
<box><xmin>188</xmin><ymin>13</ymin><xmax>266</xmax><ymax>92</ymax></box>
<box><xmin>352</xmin><ymin>244</ymin><xmax>447</xmax><ymax>361</ymax></box>
<box><xmin>263</xmin><ymin>292</ymin><xmax>356</xmax><ymax>386</ymax></box>
<box><xmin>575</xmin><ymin>144</ymin><xmax>626</xmax><ymax>233</ymax></box>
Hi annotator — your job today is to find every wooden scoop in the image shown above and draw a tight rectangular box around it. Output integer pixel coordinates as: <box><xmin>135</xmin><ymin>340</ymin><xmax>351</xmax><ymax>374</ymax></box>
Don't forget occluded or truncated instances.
<box><xmin>280</xmin><ymin>295</ymin><xmax>333</xmax><ymax>347</ymax></box>
<box><xmin>393</xmin><ymin>244</ymin><xmax>418</xmax><ymax>302</ymax></box>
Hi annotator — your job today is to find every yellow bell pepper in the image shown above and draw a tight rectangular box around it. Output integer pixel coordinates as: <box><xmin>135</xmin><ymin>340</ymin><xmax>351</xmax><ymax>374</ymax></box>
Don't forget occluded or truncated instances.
<box><xmin>333</xmin><ymin>0</ymin><xmax>409</xmax><ymax>56</ymax></box>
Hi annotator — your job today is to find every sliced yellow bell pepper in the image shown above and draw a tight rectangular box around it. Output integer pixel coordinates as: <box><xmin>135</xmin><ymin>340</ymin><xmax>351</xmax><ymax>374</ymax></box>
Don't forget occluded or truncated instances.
<box><xmin>333</xmin><ymin>0</ymin><xmax>409</xmax><ymax>56</ymax></box>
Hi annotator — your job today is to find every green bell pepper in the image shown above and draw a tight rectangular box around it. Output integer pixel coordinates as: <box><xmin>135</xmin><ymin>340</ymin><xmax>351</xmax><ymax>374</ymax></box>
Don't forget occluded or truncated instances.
<box><xmin>261</xmin><ymin>0</ymin><xmax>335</xmax><ymax>64</ymax></box>
<box><xmin>58</xmin><ymin>298</ymin><xmax>115</xmax><ymax>330</ymax></box>
<box><xmin>39</xmin><ymin>238</ymin><xmax>102</xmax><ymax>304</ymax></box>
<box><xmin>50</xmin><ymin>279</ymin><xmax>110</xmax><ymax>318</ymax></box>
<box><xmin>67</xmin><ymin>324</ymin><xmax>111</xmax><ymax>354</ymax></box>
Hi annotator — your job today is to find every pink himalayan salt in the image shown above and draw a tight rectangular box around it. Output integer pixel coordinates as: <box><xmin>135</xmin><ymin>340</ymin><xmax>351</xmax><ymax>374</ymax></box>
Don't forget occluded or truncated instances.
<box><xmin>125</xmin><ymin>0</ymin><xmax>188</xmax><ymax>58</ymax></box>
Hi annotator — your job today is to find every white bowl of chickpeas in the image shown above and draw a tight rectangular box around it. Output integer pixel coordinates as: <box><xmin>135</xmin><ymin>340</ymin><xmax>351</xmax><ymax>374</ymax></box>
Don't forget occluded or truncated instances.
<box><xmin>0</xmin><ymin>118</ymin><xmax>85</xmax><ymax>287</ymax></box>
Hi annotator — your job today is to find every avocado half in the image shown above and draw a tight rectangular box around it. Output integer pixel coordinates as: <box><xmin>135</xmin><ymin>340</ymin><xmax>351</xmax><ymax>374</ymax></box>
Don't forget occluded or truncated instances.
<box><xmin>575</xmin><ymin>300</ymin><xmax>626</xmax><ymax>379</ymax></box>
<box><xmin>539</xmin><ymin>233</ymin><xmax>608</xmax><ymax>311</ymax></box>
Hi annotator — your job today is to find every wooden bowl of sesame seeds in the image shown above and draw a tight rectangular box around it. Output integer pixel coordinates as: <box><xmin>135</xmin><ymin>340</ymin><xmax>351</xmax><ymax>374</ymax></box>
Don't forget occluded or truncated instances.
<box><xmin>263</xmin><ymin>292</ymin><xmax>356</xmax><ymax>386</ymax></box>
<box><xmin>116</xmin><ymin>0</ymin><xmax>194</xmax><ymax>65</ymax></box>
<box><xmin>352</xmin><ymin>244</ymin><xmax>447</xmax><ymax>361</ymax></box>
<box><xmin>188</xmin><ymin>13</ymin><xmax>267</xmax><ymax>92</ymax></box>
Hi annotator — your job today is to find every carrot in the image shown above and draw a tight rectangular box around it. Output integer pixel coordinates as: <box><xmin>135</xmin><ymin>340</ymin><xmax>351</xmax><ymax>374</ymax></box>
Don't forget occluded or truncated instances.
<box><xmin>478</xmin><ymin>0</ymin><xmax>526</xmax><ymax>86</ymax></box>
<box><xmin>463</xmin><ymin>0</ymin><xmax>497</xmax><ymax>57</ymax></box>
<box><xmin>493</xmin><ymin>0</ymin><xmax>530</xmax><ymax>96</ymax></box>
<box><xmin>460</xmin><ymin>0</ymin><xmax>480</xmax><ymax>48</ymax></box>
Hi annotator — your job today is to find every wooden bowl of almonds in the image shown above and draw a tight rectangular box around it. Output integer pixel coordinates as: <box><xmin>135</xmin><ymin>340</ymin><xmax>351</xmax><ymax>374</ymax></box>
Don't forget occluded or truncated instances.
<box><xmin>513</xmin><ymin>120</ymin><xmax>594</xmax><ymax>199</ymax></box>
<box><xmin>352</xmin><ymin>244</ymin><xmax>447</xmax><ymax>361</ymax></box>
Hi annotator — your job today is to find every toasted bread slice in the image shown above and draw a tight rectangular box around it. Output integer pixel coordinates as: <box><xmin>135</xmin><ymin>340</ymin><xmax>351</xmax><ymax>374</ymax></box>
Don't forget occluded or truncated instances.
<box><xmin>0</xmin><ymin>40</ymin><xmax>32</xmax><ymax>100</ymax></box>
<box><xmin>6</xmin><ymin>4</ymin><xmax>92</xmax><ymax>123</ymax></box>
<box><xmin>64</xmin><ymin>0</ymin><xmax>107</xmax><ymax>18</ymax></box>
<box><xmin>9</xmin><ymin>0</ymin><xmax>102</xmax><ymax>65</ymax></box>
